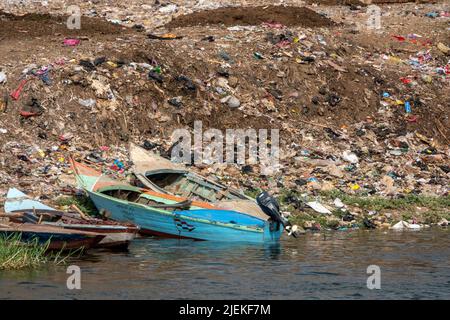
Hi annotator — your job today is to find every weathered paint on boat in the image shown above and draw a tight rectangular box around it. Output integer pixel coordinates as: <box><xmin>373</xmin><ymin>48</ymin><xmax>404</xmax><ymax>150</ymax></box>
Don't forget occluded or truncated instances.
<box><xmin>72</xmin><ymin>160</ymin><xmax>283</xmax><ymax>243</ymax></box>
<box><xmin>4</xmin><ymin>188</ymin><xmax>138</xmax><ymax>249</ymax></box>
<box><xmin>5</xmin><ymin>188</ymin><xmax>56</xmax><ymax>213</ymax></box>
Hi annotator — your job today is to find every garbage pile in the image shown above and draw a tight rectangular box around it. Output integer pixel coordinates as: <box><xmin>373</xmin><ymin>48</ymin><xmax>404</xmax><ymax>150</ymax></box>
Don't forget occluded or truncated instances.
<box><xmin>0</xmin><ymin>1</ymin><xmax>448</xmax><ymax>232</ymax></box>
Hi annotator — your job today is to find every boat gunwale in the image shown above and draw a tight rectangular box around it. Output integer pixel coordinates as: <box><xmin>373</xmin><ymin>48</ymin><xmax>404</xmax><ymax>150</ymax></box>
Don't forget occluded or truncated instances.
<box><xmin>41</xmin><ymin>222</ymin><xmax>138</xmax><ymax>232</ymax></box>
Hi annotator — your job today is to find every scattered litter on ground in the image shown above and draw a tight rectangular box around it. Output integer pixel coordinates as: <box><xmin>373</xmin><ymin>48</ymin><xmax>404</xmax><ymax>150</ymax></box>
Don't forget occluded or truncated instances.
<box><xmin>0</xmin><ymin>1</ymin><xmax>448</xmax><ymax>234</ymax></box>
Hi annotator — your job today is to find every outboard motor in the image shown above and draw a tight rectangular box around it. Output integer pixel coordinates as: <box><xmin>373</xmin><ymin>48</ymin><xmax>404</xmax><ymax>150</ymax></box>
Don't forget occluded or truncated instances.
<box><xmin>256</xmin><ymin>192</ymin><xmax>286</xmax><ymax>226</ymax></box>
<box><xmin>256</xmin><ymin>191</ymin><xmax>300</xmax><ymax>238</ymax></box>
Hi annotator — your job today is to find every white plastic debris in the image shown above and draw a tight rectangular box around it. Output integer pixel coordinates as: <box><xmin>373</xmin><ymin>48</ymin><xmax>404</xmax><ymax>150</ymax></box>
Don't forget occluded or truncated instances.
<box><xmin>306</xmin><ymin>201</ymin><xmax>332</xmax><ymax>215</ymax></box>
<box><xmin>158</xmin><ymin>4</ymin><xmax>178</xmax><ymax>14</ymax></box>
<box><xmin>334</xmin><ymin>198</ymin><xmax>345</xmax><ymax>208</ymax></box>
<box><xmin>391</xmin><ymin>221</ymin><xmax>422</xmax><ymax>230</ymax></box>
<box><xmin>342</xmin><ymin>150</ymin><xmax>359</xmax><ymax>164</ymax></box>
<box><xmin>0</xmin><ymin>71</ymin><xmax>6</xmax><ymax>84</ymax></box>
<box><xmin>0</xmin><ymin>128</ymin><xmax>7</xmax><ymax>134</ymax></box>
<box><xmin>78</xmin><ymin>98</ymin><xmax>96</xmax><ymax>108</ymax></box>
<box><xmin>227</xmin><ymin>26</ymin><xmax>256</xmax><ymax>32</ymax></box>
<box><xmin>391</xmin><ymin>221</ymin><xmax>405</xmax><ymax>230</ymax></box>
<box><xmin>407</xmin><ymin>223</ymin><xmax>421</xmax><ymax>230</ymax></box>
<box><xmin>130</xmin><ymin>62</ymin><xmax>153</xmax><ymax>71</ymax></box>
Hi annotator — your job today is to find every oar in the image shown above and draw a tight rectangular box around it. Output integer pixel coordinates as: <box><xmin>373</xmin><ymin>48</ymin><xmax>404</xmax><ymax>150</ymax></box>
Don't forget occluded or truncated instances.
<box><xmin>70</xmin><ymin>204</ymin><xmax>91</xmax><ymax>221</ymax></box>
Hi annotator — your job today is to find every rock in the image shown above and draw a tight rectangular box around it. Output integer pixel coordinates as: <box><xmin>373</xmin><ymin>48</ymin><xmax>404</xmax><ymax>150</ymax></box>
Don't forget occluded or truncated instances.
<box><xmin>226</xmin><ymin>96</ymin><xmax>240</xmax><ymax>108</ymax></box>
<box><xmin>437</xmin><ymin>42</ymin><xmax>450</xmax><ymax>55</ymax></box>
<box><xmin>381</xmin><ymin>175</ymin><xmax>397</xmax><ymax>195</ymax></box>
<box><xmin>228</xmin><ymin>76</ymin><xmax>239</xmax><ymax>88</ymax></box>
<box><xmin>308</xmin><ymin>180</ymin><xmax>322</xmax><ymax>190</ymax></box>
<box><xmin>326</xmin><ymin>164</ymin><xmax>344</xmax><ymax>178</ymax></box>
<box><xmin>320</xmin><ymin>181</ymin><xmax>335</xmax><ymax>191</ymax></box>
<box><xmin>168</xmin><ymin>96</ymin><xmax>183</xmax><ymax>108</ymax></box>
<box><xmin>216</xmin><ymin>77</ymin><xmax>229</xmax><ymax>88</ymax></box>
<box><xmin>438</xmin><ymin>218</ymin><xmax>448</xmax><ymax>227</ymax></box>
<box><xmin>320</xmin><ymin>181</ymin><xmax>336</xmax><ymax>191</ymax></box>
<box><xmin>303</xmin><ymin>221</ymin><xmax>313</xmax><ymax>229</ymax></box>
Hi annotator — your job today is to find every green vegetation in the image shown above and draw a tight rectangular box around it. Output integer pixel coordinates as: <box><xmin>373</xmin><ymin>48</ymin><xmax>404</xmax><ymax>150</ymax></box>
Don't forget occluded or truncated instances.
<box><xmin>288</xmin><ymin>212</ymin><xmax>342</xmax><ymax>230</ymax></box>
<box><xmin>279</xmin><ymin>189</ymin><xmax>450</xmax><ymax>230</ymax></box>
<box><xmin>55</xmin><ymin>194</ymin><xmax>99</xmax><ymax>216</ymax></box>
<box><xmin>244</xmin><ymin>187</ymin><xmax>263</xmax><ymax>199</ymax></box>
<box><xmin>0</xmin><ymin>234</ymin><xmax>71</xmax><ymax>270</ymax></box>
<box><xmin>319</xmin><ymin>190</ymin><xmax>450</xmax><ymax>213</ymax></box>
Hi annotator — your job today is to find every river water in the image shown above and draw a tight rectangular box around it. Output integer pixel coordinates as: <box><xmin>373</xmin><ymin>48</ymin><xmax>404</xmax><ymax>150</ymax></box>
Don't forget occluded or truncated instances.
<box><xmin>1</xmin><ymin>228</ymin><xmax>449</xmax><ymax>299</ymax></box>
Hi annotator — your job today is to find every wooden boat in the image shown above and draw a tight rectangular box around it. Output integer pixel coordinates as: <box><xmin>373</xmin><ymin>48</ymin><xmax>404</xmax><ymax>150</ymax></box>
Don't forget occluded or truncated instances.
<box><xmin>71</xmin><ymin>159</ymin><xmax>284</xmax><ymax>243</ymax></box>
<box><xmin>0</xmin><ymin>223</ymin><xmax>105</xmax><ymax>251</ymax></box>
<box><xmin>4</xmin><ymin>188</ymin><xmax>139</xmax><ymax>250</ymax></box>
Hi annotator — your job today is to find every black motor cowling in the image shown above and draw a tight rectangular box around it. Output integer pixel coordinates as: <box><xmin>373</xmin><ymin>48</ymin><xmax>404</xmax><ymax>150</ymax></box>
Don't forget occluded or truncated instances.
<box><xmin>256</xmin><ymin>192</ymin><xmax>287</xmax><ymax>226</ymax></box>
<box><xmin>256</xmin><ymin>191</ymin><xmax>300</xmax><ymax>238</ymax></box>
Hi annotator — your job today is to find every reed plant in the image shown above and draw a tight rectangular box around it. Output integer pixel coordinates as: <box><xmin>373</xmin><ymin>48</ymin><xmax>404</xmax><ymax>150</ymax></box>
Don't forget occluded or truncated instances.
<box><xmin>0</xmin><ymin>233</ymin><xmax>75</xmax><ymax>270</ymax></box>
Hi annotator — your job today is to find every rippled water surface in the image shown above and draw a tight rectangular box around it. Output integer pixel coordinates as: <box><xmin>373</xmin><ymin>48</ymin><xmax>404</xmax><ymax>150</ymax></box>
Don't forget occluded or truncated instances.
<box><xmin>1</xmin><ymin>228</ymin><xmax>449</xmax><ymax>299</ymax></box>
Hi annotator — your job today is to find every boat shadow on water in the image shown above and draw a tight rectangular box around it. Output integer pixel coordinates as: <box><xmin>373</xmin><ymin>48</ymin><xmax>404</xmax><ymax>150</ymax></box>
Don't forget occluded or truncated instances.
<box><xmin>78</xmin><ymin>236</ymin><xmax>283</xmax><ymax>264</ymax></box>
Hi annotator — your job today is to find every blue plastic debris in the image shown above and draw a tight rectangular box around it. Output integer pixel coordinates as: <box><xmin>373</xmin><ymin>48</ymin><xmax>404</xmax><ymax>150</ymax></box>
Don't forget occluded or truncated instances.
<box><xmin>405</xmin><ymin>101</ymin><xmax>411</xmax><ymax>113</ymax></box>
<box><xmin>425</xmin><ymin>12</ymin><xmax>439</xmax><ymax>18</ymax></box>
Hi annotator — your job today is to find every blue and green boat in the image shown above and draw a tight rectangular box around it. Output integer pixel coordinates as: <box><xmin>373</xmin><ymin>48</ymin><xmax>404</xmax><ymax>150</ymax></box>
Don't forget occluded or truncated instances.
<box><xmin>72</xmin><ymin>160</ymin><xmax>285</xmax><ymax>243</ymax></box>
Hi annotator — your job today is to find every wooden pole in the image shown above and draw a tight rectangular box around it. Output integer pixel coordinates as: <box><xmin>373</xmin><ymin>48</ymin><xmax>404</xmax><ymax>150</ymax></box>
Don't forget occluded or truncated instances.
<box><xmin>70</xmin><ymin>204</ymin><xmax>91</xmax><ymax>221</ymax></box>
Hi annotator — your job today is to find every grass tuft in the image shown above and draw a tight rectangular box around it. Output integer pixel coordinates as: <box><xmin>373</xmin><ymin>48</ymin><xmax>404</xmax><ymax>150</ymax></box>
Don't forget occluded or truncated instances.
<box><xmin>0</xmin><ymin>233</ymin><xmax>78</xmax><ymax>270</ymax></box>
<box><xmin>55</xmin><ymin>194</ymin><xmax>99</xmax><ymax>216</ymax></box>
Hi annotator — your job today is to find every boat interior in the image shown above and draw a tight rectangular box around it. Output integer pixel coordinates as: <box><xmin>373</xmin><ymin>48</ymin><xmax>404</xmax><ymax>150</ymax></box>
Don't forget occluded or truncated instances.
<box><xmin>100</xmin><ymin>187</ymin><xmax>193</xmax><ymax>211</ymax></box>
<box><xmin>136</xmin><ymin>169</ymin><xmax>248</xmax><ymax>203</ymax></box>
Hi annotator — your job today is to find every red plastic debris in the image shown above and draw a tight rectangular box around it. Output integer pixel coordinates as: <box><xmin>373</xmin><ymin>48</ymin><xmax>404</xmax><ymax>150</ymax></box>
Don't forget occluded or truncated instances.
<box><xmin>400</xmin><ymin>77</ymin><xmax>412</xmax><ymax>84</ymax></box>
<box><xmin>276</xmin><ymin>40</ymin><xmax>291</xmax><ymax>48</ymax></box>
<box><xmin>10</xmin><ymin>79</ymin><xmax>28</xmax><ymax>100</ymax></box>
<box><xmin>392</xmin><ymin>35</ymin><xmax>406</xmax><ymax>41</ymax></box>
<box><xmin>63</xmin><ymin>38</ymin><xmax>81</xmax><ymax>46</ymax></box>
<box><xmin>19</xmin><ymin>110</ymin><xmax>39</xmax><ymax>118</ymax></box>
<box><xmin>406</xmin><ymin>115</ymin><xmax>418</xmax><ymax>123</ymax></box>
